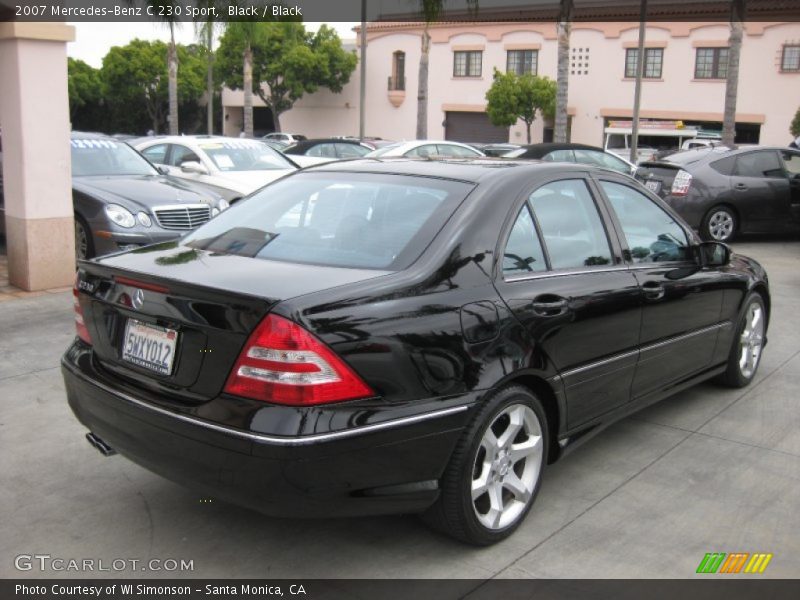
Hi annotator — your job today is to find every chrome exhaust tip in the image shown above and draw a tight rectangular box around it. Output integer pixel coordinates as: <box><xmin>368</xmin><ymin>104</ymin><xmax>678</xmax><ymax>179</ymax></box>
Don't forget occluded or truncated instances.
<box><xmin>86</xmin><ymin>432</ymin><xmax>117</xmax><ymax>457</ymax></box>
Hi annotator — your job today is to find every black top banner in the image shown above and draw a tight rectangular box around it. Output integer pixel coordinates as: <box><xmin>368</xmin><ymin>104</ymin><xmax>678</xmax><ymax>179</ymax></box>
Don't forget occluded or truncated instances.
<box><xmin>2</xmin><ymin>0</ymin><xmax>799</xmax><ymax>23</ymax></box>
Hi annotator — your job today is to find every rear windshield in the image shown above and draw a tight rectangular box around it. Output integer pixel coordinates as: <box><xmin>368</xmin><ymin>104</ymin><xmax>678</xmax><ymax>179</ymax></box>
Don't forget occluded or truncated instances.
<box><xmin>183</xmin><ymin>171</ymin><xmax>473</xmax><ymax>270</ymax></box>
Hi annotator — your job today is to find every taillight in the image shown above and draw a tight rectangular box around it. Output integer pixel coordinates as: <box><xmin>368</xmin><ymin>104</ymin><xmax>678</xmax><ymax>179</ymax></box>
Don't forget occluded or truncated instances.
<box><xmin>671</xmin><ymin>169</ymin><xmax>693</xmax><ymax>196</ymax></box>
<box><xmin>73</xmin><ymin>278</ymin><xmax>92</xmax><ymax>345</ymax></box>
<box><xmin>224</xmin><ymin>314</ymin><xmax>375</xmax><ymax>406</ymax></box>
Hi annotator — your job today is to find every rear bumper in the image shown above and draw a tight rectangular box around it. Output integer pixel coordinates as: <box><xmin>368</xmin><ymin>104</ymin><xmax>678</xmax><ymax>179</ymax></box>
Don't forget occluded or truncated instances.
<box><xmin>61</xmin><ymin>343</ymin><xmax>473</xmax><ymax>518</ymax></box>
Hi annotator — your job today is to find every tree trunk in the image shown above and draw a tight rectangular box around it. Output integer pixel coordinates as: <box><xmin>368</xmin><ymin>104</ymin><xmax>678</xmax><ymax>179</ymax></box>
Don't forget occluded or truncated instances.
<box><xmin>416</xmin><ymin>23</ymin><xmax>430</xmax><ymax>140</ymax></box>
<box><xmin>722</xmin><ymin>1</ymin><xmax>745</xmax><ymax>147</ymax></box>
<box><xmin>206</xmin><ymin>25</ymin><xmax>214</xmax><ymax>135</ymax></box>
<box><xmin>554</xmin><ymin>0</ymin><xmax>573</xmax><ymax>143</ymax></box>
<box><xmin>525</xmin><ymin>120</ymin><xmax>532</xmax><ymax>144</ymax></box>
<box><xmin>243</xmin><ymin>42</ymin><xmax>254</xmax><ymax>138</ymax></box>
<box><xmin>272</xmin><ymin>102</ymin><xmax>282</xmax><ymax>133</ymax></box>
<box><xmin>168</xmin><ymin>26</ymin><xmax>179</xmax><ymax>135</ymax></box>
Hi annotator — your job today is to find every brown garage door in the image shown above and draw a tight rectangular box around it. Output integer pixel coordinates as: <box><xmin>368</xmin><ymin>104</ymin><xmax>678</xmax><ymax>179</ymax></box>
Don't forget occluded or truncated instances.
<box><xmin>445</xmin><ymin>111</ymin><xmax>509</xmax><ymax>143</ymax></box>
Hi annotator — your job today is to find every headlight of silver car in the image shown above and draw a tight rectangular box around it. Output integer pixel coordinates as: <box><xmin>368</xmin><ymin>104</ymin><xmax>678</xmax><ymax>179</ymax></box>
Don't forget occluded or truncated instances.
<box><xmin>105</xmin><ymin>204</ymin><xmax>136</xmax><ymax>228</ymax></box>
<box><xmin>137</xmin><ymin>212</ymin><xmax>152</xmax><ymax>227</ymax></box>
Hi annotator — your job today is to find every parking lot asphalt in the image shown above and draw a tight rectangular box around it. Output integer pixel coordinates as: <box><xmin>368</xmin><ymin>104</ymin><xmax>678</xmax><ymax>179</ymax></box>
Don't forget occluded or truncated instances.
<box><xmin>1</xmin><ymin>237</ymin><xmax>798</xmax><ymax>580</ymax></box>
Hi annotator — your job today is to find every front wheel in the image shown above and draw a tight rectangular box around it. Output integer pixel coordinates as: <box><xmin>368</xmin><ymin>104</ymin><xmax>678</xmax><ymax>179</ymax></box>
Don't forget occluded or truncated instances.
<box><xmin>702</xmin><ymin>205</ymin><xmax>737</xmax><ymax>242</ymax></box>
<box><xmin>718</xmin><ymin>293</ymin><xmax>766</xmax><ymax>387</ymax></box>
<box><xmin>422</xmin><ymin>385</ymin><xmax>548</xmax><ymax>545</ymax></box>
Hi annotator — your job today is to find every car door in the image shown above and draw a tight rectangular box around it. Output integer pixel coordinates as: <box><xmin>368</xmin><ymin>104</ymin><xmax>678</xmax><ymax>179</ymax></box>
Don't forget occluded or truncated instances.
<box><xmin>595</xmin><ymin>177</ymin><xmax>726</xmax><ymax>400</ymax></box>
<box><xmin>779</xmin><ymin>149</ymin><xmax>800</xmax><ymax>223</ymax></box>
<box><xmin>730</xmin><ymin>150</ymin><xmax>792</xmax><ymax>232</ymax></box>
<box><xmin>494</xmin><ymin>176</ymin><xmax>642</xmax><ymax>428</ymax></box>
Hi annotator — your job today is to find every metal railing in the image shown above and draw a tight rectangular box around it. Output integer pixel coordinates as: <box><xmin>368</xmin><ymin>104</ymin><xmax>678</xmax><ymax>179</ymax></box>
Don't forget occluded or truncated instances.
<box><xmin>387</xmin><ymin>75</ymin><xmax>405</xmax><ymax>91</ymax></box>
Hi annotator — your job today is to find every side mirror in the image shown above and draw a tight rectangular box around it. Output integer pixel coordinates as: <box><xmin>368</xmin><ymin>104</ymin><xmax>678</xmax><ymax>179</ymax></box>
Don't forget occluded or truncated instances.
<box><xmin>157</xmin><ymin>165</ymin><xmax>169</xmax><ymax>175</ymax></box>
<box><xmin>180</xmin><ymin>161</ymin><xmax>207</xmax><ymax>175</ymax></box>
<box><xmin>698</xmin><ymin>241</ymin><xmax>731</xmax><ymax>267</ymax></box>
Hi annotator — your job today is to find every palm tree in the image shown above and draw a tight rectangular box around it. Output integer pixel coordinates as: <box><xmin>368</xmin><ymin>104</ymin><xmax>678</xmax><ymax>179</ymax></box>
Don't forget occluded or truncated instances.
<box><xmin>415</xmin><ymin>1</ymin><xmax>443</xmax><ymax>140</ymax></box>
<box><xmin>722</xmin><ymin>0</ymin><xmax>746</xmax><ymax>147</ymax></box>
<box><xmin>167</xmin><ymin>22</ymin><xmax>179</xmax><ymax>135</ymax></box>
<box><xmin>224</xmin><ymin>21</ymin><xmax>259</xmax><ymax>137</ymax></box>
<box><xmin>554</xmin><ymin>0</ymin><xmax>574</xmax><ymax>143</ymax></box>
<box><xmin>194</xmin><ymin>15</ymin><xmax>224</xmax><ymax>135</ymax></box>
<box><xmin>142</xmin><ymin>1</ymin><xmax>181</xmax><ymax>135</ymax></box>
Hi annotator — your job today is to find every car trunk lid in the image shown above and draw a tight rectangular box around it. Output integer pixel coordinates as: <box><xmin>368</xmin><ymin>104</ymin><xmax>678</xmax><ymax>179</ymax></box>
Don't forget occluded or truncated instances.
<box><xmin>635</xmin><ymin>162</ymin><xmax>683</xmax><ymax>198</ymax></box>
<box><xmin>76</xmin><ymin>241</ymin><xmax>390</xmax><ymax>403</ymax></box>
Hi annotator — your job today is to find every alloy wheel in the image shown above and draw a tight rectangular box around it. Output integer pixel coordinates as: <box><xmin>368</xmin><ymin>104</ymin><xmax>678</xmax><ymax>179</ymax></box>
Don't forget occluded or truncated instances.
<box><xmin>708</xmin><ymin>210</ymin><xmax>734</xmax><ymax>241</ymax></box>
<box><xmin>471</xmin><ymin>404</ymin><xmax>543</xmax><ymax>531</ymax></box>
<box><xmin>75</xmin><ymin>220</ymin><xmax>89</xmax><ymax>260</ymax></box>
<box><xmin>739</xmin><ymin>301</ymin><xmax>765</xmax><ymax>379</ymax></box>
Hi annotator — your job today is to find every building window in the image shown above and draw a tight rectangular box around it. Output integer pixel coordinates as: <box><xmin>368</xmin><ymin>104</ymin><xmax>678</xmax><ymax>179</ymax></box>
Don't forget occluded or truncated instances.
<box><xmin>389</xmin><ymin>51</ymin><xmax>405</xmax><ymax>90</ymax></box>
<box><xmin>695</xmin><ymin>47</ymin><xmax>729</xmax><ymax>79</ymax></box>
<box><xmin>507</xmin><ymin>49</ymin><xmax>538</xmax><ymax>75</ymax></box>
<box><xmin>453</xmin><ymin>50</ymin><xmax>482</xmax><ymax>77</ymax></box>
<box><xmin>782</xmin><ymin>44</ymin><xmax>800</xmax><ymax>72</ymax></box>
<box><xmin>625</xmin><ymin>48</ymin><xmax>663</xmax><ymax>78</ymax></box>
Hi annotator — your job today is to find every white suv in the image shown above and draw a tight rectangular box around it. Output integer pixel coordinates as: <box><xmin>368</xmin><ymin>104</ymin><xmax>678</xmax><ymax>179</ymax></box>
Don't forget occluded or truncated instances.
<box><xmin>263</xmin><ymin>132</ymin><xmax>307</xmax><ymax>145</ymax></box>
<box><xmin>135</xmin><ymin>136</ymin><xmax>297</xmax><ymax>203</ymax></box>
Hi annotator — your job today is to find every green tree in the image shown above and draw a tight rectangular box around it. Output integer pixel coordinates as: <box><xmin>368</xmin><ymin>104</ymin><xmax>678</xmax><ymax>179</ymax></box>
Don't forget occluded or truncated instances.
<box><xmin>791</xmin><ymin>106</ymin><xmax>800</xmax><ymax>138</ymax></box>
<box><xmin>67</xmin><ymin>58</ymin><xmax>103</xmax><ymax>128</ymax></box>
<box><xmin>216</xmin><ymin>21</ymin><xmax>357</xmax><ymax>133</ymax></box>
<box><xmin>486</xmin><ymin>70</ymin><xmax>556</xmax><ymax>144</ymax></box>
<box><xmin>102</xmin><ymin>39</ymin><xmax>206</xmax><ymax>134</ymax></box>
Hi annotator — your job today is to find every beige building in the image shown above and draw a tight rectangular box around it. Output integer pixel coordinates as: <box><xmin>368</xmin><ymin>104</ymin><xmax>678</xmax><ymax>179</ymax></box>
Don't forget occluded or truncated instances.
<box><xmin>223</xmin><ymin>21</ymin><xmax>800</xmax><ymax>148</ymax></box>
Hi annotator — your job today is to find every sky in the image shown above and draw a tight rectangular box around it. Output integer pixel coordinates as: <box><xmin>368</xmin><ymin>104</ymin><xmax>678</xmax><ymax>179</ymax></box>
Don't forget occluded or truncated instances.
<box><xmin>67</xmin><ymin>22</ymin><xmax>359</xmax><ymax>68</ymax></box>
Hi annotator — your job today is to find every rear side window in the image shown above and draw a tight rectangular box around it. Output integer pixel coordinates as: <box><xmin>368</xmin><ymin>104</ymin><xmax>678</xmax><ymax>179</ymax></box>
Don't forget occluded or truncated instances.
<box><xmin>183</xmin><ymin>172</ymin><xmax>473</xmax><ymax>270</ymax></box>
<box><xmin>543</xmin><ymin>149</ymin><xmax>576</xmax><ymax>162</ymax></box>
<box><xmin>529</xmin><ymin>180</ymin><xmax>612</xmax><ymax>270</ymax></box>
<box><xmin>600</xmin><ymin>181</ymin><xmax>691</xmax><ymax>263</ymax></box>
<box><xmin>710</xmin><ymin>155</ymin><xmax>736</xmax><ymax>176</ymax></box>
<box><xmin>734</xmin><ymin>151</ymin><xmax>784</xmax><ymax>178</ymax></box>
<box><xmin>503</xmin><ymin>206</ymin><xmax>547</xmax><ymax>275</ymax></box>
<box><xmin>780</xmin><ymin>150</ymin><xmax>800</xmax><ymax>175</ymax></box>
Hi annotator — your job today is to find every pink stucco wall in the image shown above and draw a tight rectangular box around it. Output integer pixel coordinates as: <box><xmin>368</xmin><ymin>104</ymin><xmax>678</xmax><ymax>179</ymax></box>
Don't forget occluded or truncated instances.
<box><xmin>223</xmin><ymin>21</ymin><xmax>800</xmax><ymax>146</ymax></box>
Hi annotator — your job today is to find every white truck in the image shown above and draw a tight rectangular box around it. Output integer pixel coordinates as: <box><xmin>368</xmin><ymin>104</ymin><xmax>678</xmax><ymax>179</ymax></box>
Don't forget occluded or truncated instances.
<box><xmin>603</xmin><ymin>120</ymin><xmax>718</xmax><ymax>163</ymax></box>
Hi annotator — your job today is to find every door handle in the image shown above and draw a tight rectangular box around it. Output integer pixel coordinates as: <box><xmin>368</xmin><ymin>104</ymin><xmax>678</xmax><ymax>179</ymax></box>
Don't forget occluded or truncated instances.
<box><xmin>531</xmin><ymin>296</ymin><xmax>569</xmax><ymax>317</ymax></box>
<box><xmin>734</xmin><ymin>183</ymin><xmax>748</xmax><ymax>191</ymax></box>
<box><xmin>642</xmin><ymin>281</ymin><xmax>665</xmax><ymax>300</ymax></box>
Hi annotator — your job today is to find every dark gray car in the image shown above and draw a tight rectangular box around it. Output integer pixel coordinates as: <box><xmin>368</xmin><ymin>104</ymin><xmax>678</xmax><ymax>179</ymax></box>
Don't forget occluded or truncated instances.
<box><xmin>71</xmin><ymin>132</ymin><xmax>228</xmax><ymax>259</ymax></box>
<box><xmin>636</xmin><ymin>146</ymin><xmax>800</xmax><ymax>242</ymax></box>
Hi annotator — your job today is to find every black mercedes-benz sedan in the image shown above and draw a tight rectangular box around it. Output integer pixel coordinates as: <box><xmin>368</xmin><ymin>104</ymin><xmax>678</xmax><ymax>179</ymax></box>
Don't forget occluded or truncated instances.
<box><xmin>63</xmin><ymin>158</ymin><xmax>769</xmax><ymax>545</ymax></box>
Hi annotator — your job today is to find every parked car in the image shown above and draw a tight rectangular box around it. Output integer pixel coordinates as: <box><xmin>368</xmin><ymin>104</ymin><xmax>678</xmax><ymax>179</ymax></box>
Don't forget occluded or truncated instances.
<box><xmin>365</xmin><ymin>140</ymin><xmax>485</xmax><ymax>158</ymax></box>
<box><xmin>134</xmin><ymin>135</ymin><xmax>298</xmax><ymax>203</ymax></box>
<box><xmin>503</xmin><ymin>143</ymin><xmax>637</xmax><ymax>176</ymax></box>
<box><xmin>469</xmin><ymin>142</ymin><xmax>521</xmax><ymax>157</ymax></box>
<box><xmin>259</xmin><ymin>139</ymin><xmax>289</xmax><ymax>152</ymax></box>
<box><xmin>636</xmin><ymin>146</ymin><xmax>800</xmax><ymax>242</ymax></box>
<box><xmin>66</xmin><ymin>158</ymin><xmax>769</xmax><ymax>545</ymax></box>
<box><xmin>263</xmin><ymin>132</ymin><xmax>307</xmax><ymax>144</ymax></box>
<box><xmin>283</xmin><ymin>138</ymin><xmax>373</xmax><ymax>167</ymax></box>
<box><xmin>70</xmin><ymin>132</ymin><xmax>228</xmax><ymax>259</ymax></box>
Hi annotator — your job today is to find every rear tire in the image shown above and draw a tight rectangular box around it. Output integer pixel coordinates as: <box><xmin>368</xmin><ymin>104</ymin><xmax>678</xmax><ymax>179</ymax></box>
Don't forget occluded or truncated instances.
<box><xmin>701</xmin><ymin>205</ymin><xmax>737</xmax><ymax>242</ymax></box>
<box><xmin>422</xmin><ymin>385</ymin><xmax>548</xmax><ymax>545</ymax></box>
<box><xmin>717</xmin><ymin>292</ymin><xmax>766</xmax><ymax>388</ymax></box>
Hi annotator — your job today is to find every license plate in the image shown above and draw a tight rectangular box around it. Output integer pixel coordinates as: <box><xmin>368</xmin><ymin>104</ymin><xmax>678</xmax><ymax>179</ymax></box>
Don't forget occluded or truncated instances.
<box><xmin>122</xmin><ymin>319</ymin><xmax>178</xmax><ymax>376</ymax></box>
<box><xmin>645</xmin><ymin>180</ymin><xmax>662</xmax><ymax>193</ymax></box>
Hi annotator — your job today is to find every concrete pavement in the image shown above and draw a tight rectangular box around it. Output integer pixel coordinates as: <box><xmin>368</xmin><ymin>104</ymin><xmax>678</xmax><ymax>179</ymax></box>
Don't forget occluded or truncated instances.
<box><xmin>1</xmin><ymin>237</ymin><xmax>798</xmax><ymax>579</ymax></box>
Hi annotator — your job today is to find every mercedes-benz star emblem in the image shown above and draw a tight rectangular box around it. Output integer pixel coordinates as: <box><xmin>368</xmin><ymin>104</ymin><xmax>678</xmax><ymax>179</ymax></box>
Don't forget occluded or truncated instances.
<box><xmin>132</xmin><ymin>289</ymin><xmax>144</xmax><ymax>310</ymax></box>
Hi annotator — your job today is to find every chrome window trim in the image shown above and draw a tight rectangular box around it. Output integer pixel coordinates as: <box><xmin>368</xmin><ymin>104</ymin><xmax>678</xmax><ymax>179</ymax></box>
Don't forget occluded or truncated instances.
<box><xmin>505</xmin><ymin>265</ymin><xmax>630</xmax><ymax>282</ymax></box>
<box><xmin>62</xmin><ymin>359</ymin><xmax>470</xmax><ymax>446</ymax></box>
<box><xmin>561</xmin><ymin>349</ymin><xmax>639</xmax><ymax>379</ymax></box>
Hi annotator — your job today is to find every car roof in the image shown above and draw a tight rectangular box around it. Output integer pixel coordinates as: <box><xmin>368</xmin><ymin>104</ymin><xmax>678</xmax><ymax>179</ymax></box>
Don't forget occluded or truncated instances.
<box><xmin>513</xmin><ymin>142</ymin><xmax>604</xmax><ymax>158</ymax></box>
<box><xmin>288</xmin><ymin>138</ymin><xmax>366</xmax><ymax>150</ymax></box>
<box><xmin>71</xmin><ymin>131</ymin><xmax>115</xmax><ymax>140</ymax></box>
<box><xmin>301</xmin><ymin>156</ymin><xmax>602</xmax><ymax>184</ymax></box>
<box><xmin>647</xmin><ymin>145</ymin><xmax>794</xmax><ymax>167</ymax></box>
